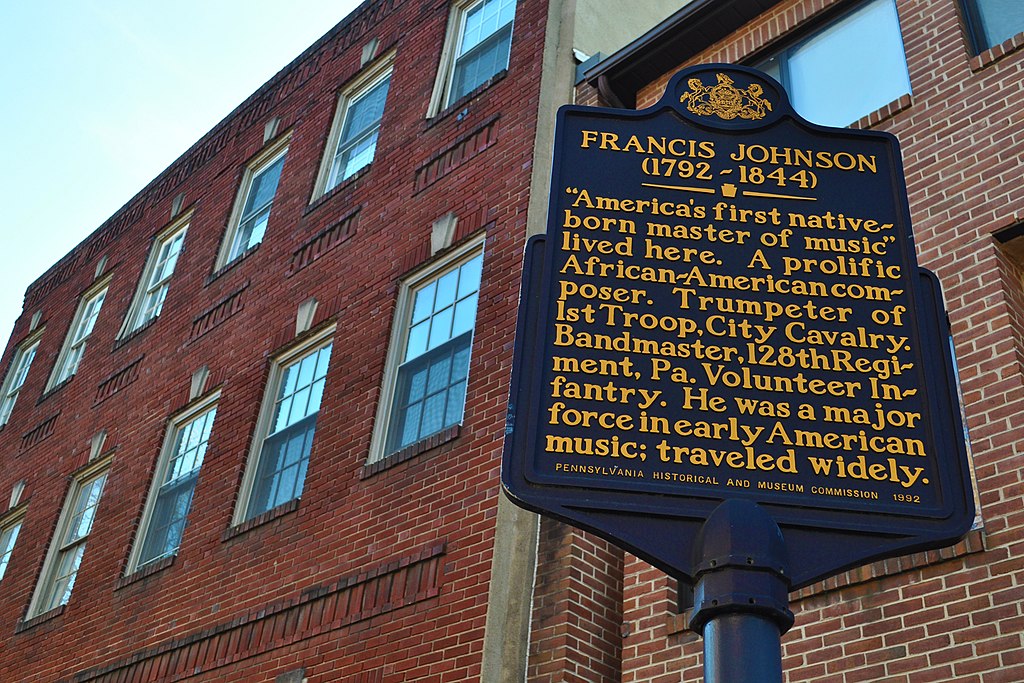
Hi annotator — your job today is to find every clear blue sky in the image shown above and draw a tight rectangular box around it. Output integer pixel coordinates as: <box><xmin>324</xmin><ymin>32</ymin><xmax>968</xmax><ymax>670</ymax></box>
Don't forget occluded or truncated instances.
<box><xmin>0</xmin><ymin>0</ymin><xmax>363</xmax><ymax>348</ymax></box>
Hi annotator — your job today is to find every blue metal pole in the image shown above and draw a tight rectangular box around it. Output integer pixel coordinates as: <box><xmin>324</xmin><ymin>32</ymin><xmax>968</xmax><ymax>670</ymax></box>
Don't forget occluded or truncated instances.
<box><xmin>689</xmin><ymin>499</ymin><xmax>793</xmax><ymax>683</ymax></box>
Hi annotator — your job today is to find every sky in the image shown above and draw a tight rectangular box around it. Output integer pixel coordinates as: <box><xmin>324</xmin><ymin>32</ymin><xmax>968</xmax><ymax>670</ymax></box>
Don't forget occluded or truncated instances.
<box><xmin>0</xmin><ymin>0</ymin><xmax>364</xmax><ymax>349</ymax></box>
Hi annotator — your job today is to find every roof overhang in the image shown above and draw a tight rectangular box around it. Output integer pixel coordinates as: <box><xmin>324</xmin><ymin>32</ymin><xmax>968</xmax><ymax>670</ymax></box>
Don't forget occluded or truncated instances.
<box><xmin>582</xmin><ymin>0</ymin><xmax>786</xmax><ymax>108</ymax></box>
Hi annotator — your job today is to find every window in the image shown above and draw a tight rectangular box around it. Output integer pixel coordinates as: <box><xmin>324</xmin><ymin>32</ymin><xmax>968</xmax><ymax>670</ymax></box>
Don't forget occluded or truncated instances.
<box><xmin>48</xmin><ymin>279</ymin><xmax>109</xmax><ymax>389</ymax></box>
<box><xmin>756</xmin><ymin>0</ymin><xmax>910</xmax><ymax>127</ymax></box>
<box><xmin>28</xmin><ymin>465</ymin><xmax>108</xmax><ymax>617</ymax></box>
<box><xmin>0</xmin><ymin>517</ymin><xmax>22</xmax><ymax>583</ymax></box>
<box><xmin>218</xmin><ymin>137</ymin><xmax>290</xmax><ymax>267</ymax></box>
<box><xmin>129</xmin><ymin>398</ymin><xmax>217</xmax><ymax>572</ymax></box>
<box><xmin>963</xmin><ymin>0</ymin><xmax>1024</xmax><ymax>53</ymax></box>
<box><xmin>122</xmin><ymin>217</ymin><xmax>188</xmax><ymax>335</ymax></box>
<box><xmin>317</xmin><ymin>59</ymin><xmax>393</xmax><ymax>196</ymax></box>
<box><xmin>432</xmin><ymin>0</ymin><xmax>516</xmax><ymax>112</ymax></box>
<box><xmin>373</xmin><ymin>242</ymin><xmax>483</xmax><ymax>459</ymax></box>
<box><xmin>236</xmin><ymin>330</ymin><xmax>333</xmax><ymax>522</ymax></box>
<box><xmin>0</xmin><ymin>332</ymin><xmax>41</xmax><ymax>426</ymax></box>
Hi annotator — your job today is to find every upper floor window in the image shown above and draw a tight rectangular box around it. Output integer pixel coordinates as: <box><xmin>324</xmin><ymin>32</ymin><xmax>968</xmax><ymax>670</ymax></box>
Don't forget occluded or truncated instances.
<box><xmin>756</xmin><ymin>0</ymin><xmax>911</xmax><ymax>127</ymax></box>
<box><xmin>128</xmin><ymin>397</ymin><xmax>217</xmax><ymax>572</ymax></box>
<box><xmin>317</xmin><ymin>59</ymin><xmax>393</xmax><ymax>196</ymax></box>
<box><xmin>217</xmin><ymin>137</ymin><xmax>290</xmax><ymax>268</ymax></box>
<box><xmin>122</xmin><ymin>216</ymin><xmax>188</xmax><ymax>335</ymax></box>
<box><xmin>431</xmin><ymin>0</ymin><xmax>516</xmax><ymax>113</ymax></box>
<box><xmin>962</xmin><ymin>0</ymin><xmax>1024</xmax><ymax>53</ymax></box>
<box><xmin>28</xmin><ymin>463</ymin><xmax>108</xmax><ymax>617</ymax></box>
<box><xmin>235</xmin><ymin>329</ymin><xmax>334</xmax><ymax>522</ymax></box>
<box><xmin>372</xmin><ymin>241</ymin><xmax>483</xmax><ymax>459</ymax></box>
<box><xmin>48</xmin><ymin>279</ymin><xmax>109</xmax><ymax>390</ymax></box>
<box><xmin>0</xmin><ymin>515</ymin><xmax>23</xmax><ymax>583</ymax></box>
<box><xmin>0</xmin><ymin>332</ymin><xmax>41</xmax><ymax>426</ymax></box>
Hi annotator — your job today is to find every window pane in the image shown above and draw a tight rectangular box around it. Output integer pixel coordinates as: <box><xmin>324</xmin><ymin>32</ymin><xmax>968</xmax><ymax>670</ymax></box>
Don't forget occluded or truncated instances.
<box><xmin>44</xmin><ymin>544</ymin><xmax>87</xmax><ymax>612</ymax></box>
<box><xmin>449</xmin><ymin>0</ymin><xmax>515</xmax><ymax>104</ymax></box>
<box><xmin>245</xmin><ymin>155</ymin><xmax>286</xmax><ymax>217</ymax></box>
<box><xmin>759</xmin><ymin>0</ymin><xmax>910</xmax><ymax>127</ymax></box>
<box><xmin>55</xmin><ymin>287</ymin><xmax>107</xmax><ymax>385</ymax></box>
<box><xmin>452</xmin><ymin>294</ymin><xmax>478</xmax><ymax>338</ymax></box>
<box><xmin>445</xmin><ymin>380</ymin><xmax>467</xmax><ymax>425</ymax></box>
<box><xmin>406</xmin><ymin>322</ymin><xmax>429</xmax><ymax>361</ymax></box>
<box><xmin>420</xmin><ymin>392</ymin><xmax>445</xmax><ymax>437</ymax></box>
<box><xmin>426</xmin><ymin>353</ymin><xmax>453</xmax><ymax>395</ymax></box>
<box><xmin>136</xmin><ymin>406</ymin><xmax>215</xmax><ymax>568</ymax></box>
<box><xmin>65</xmin><ymin>475</ymin><xmax>106</xmax><ymax>545</ymax></box>
<box><xmin>457</xmin><ymin>255</ymin><xmax>483</xmax><ymax>298</ymax></box>
<box><xmin>0</xmin><ymin>523</ymin><xmax>20</xmax><ymax>582</ymax></box>
<box><xmin>38</xmin><ymin>471</ymin><xmax>106</xmax><ymax>614</ymax></box>
<box><xmin>329</xmin><ymin>74</ymin><xmax>391</xmax><ymax>188</ymax></box>
<box><xmin>967</xmin><ymin>0</ymin><xmax>1024</xmax><ymax>51</ymax></box>
<box><xmin>133</xmin><ymin>227</ymin><xmax>187</xmax><ymax>330</ymax></box>
<box><xmin>250</xmin><ymin>414</ymin><xmax>317</xmax><ymax>515</ymax></box>
<box><xmin>384</xmin><ymin>250</ymin><xmax>482</xmax><ymax>455</ymax></box>
<box><xmin>428</xmin><ymin>307</ymin><xmax>455</xmax><ymax>349</ymax></box>
<box><xmin>434</xmin><ymin>269</ymin><xmax>459</xmax><ymax>310</ymax></box>
<box><xmin>1</xmin><ymin>340</ymin><xmax>38</xmax><ymax>424</ymax></box>
<box><xmin>412</xmin><ymin>282</ymin><xmax>436</xmax><ymax>323</ymax></box>
<box><xmin>451</xmin><ymin>24</ymin><xmax>512</xmax><ymax>103</ymax></box>
<box><xmin>139</xmin><ymin>474</ymin><xmax>198</xmax><ymax>566</ymax></box>
<box><xmin>388</xmin><ymin>332</ymin><xmax>473</xmax><ymax>451</ymax></box>
<box><xmin>229</xmin><ymin>151</ymin><xmax>286</xmax><ymax>260</ymax></box>
<box><xmin>245</xmin><ymin>342</ymin><xmax>332</xmax><ymax>520</ymax></box>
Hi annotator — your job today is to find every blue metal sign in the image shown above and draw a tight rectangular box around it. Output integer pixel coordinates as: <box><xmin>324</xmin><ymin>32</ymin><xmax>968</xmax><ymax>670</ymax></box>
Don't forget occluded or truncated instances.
<box><xmin>502</xmin><ymin>65</ymin><xmax>975</xmax><ymax>588</ymax></box>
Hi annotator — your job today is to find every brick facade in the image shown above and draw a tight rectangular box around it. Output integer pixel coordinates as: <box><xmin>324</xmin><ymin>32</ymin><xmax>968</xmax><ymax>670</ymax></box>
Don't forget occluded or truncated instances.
<box><xmin>574</xmin><ymin>0</ymin><xmax>1024</xmax><ymax>681</ymax></box>
<box><xmin>3</xmin><ymin>0</ymin><xmax>1019</xmax><ymax>681</ymax></box>
<box><xmin>0</xmin><ymin>0</ymin><xmax>551</xmax><ymax>680</ymax></box>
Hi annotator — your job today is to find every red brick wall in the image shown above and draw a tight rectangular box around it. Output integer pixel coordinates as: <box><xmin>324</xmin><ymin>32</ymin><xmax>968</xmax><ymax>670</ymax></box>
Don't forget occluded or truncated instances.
<box><xmin>529</xmin><ymin>519</ymin><xmax>624</xmax><ymax>683</ymax></box>
<box><xmin>613</xmin><ymin>0</ymin><xmax>1024</xmax><ymax>681</ymax></box>
<box><xmin>0</xmin><ymin>0</ymin><xmax>551</xmax><ymax>680</ymax></box>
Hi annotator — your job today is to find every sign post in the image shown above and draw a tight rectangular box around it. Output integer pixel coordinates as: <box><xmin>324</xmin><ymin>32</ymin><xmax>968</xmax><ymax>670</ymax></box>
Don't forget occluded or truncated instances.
<box><xmin>502</xmin><ymin>64</ymin><xmax>975</xmax><ymax>675</ymax></box>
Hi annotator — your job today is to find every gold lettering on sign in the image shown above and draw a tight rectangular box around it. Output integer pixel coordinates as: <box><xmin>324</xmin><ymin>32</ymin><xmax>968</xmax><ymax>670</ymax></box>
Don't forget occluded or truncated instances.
<box><xmin>543</xmin><ymin>93</ymin><xmax>934</xmax><ymax>510</ymax></box>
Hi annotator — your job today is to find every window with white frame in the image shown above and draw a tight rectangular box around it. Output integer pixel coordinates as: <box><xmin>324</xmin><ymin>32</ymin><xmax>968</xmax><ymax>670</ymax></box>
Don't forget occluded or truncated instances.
<box><xmin>0</xmin><ymin>515</ymin><xmax>23</xmax><ymax>583</ymax></box>
<box><xmin>0</xmin><ymin>332</ymin><xmax>41</xmax><ymax>426</ymax></box>
<box><xmin>962</xmin><ymin>0</ymin><xmax>1024</xmax><ymax>53</ymax></box>
<box><xmin>28</xmin><ymin>465</ymin><xmax>108</xmax><ymax>617</ymax></box>
<box><xmin>218</xmin><ymin>138</ymin><xmax>289</xmax><ymax>268</ymax></box>
<box><xmin>432</xmin><ymin>0</ymin><xmax>516</xmax><ymax>112</ymax></box>
<box><xmin>129</xmin><ymin>398</ymin><xmax>217</xmax><ymax>572</ymax></box>
<box><xmin>122</xmin><ymin>217</ymin><xmax>188</xmax><ymax>335</ymax></box>
<box><xmin>236</xmin><ymin>330</ymin><xmax>333</xmax><ymax>522</ymax></box>
<box><xmin>373</xmin><ymin>243</ymin><xmax>483</xmax><ymax>459</ymax></box>
<box><xmin>317</xmin><ymin>60</ymin><xmax>393</xmax><ymax>196</ymax></box>
<box><xmin>756</xmin><ymin>0</ymin><xmax>911</xmax><ymax>127</ymax></box>
<box><xmin>48</xmin><ymin>280</ymin><xmax>109</xmax><ymax>389</ymax></box>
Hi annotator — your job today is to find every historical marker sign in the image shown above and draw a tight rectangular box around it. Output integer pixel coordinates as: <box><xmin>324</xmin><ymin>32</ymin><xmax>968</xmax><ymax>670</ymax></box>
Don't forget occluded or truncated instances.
<box><xmin>502</xmin><ymin>65</ymin><xmax>975</xmax><ymax>588</ymax></box>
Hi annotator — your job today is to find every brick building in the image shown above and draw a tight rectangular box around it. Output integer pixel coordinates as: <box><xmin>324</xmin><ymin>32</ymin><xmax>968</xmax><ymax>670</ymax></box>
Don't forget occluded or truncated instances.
<box><xmin>2</xmin><ymin>0</ymin><xmax>1023</xmax><ymax>682</ymax></box>
<box><xmin>566</xmin><ymin>0</ymin><xmax>1024</xmax><ymax>681</ymax></box>
<box><xmin>0</xmin><ymin>0</ymin><xmax>675</xmax><ymax>680</ymax></box>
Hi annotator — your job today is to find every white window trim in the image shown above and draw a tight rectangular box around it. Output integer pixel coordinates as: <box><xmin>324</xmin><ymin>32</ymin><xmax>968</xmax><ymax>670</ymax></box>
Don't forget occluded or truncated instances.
<box><xmin>46</xmin><ymin>276</ymin><xmax>112</xmax><ymax>392</ymax></box>
<box><xmin>126</xmin><ymin>391</ymin><xmax>220</xmax><ymax>574</ymax></box>
<box><xmin>232</xmin><ymin>324</ymin><xmax>336</xmax><ymax>525</ymax></box>
<box><xmin>119</xmin><ymin>212</ymin><xmax>192</xmax><ymax>338</ymax></box>
<box><xmin>0</xmin><ymin>328</ymin><xmax>43</xmax><ymax>427</ymax></box>
<box><xmin>312</xmin><ymin>52</ymin><xmax>395</xmax><ymax>200</ymax></box>
<box><xmin>214</xmin><ymin>133</ymin><xmax>292</xmax><ymax>271</ymax></box>
<box><xmin>0</xmin><ymin>506</ymin><xmax>27</xmax><ymax>584</ymax></box>
<box><xmin>426</xmin><ymin>0</ymin><xmax>515</xmax><ymax>117</ymax></box>
<box><xmin>26</xmin><ymin>455</ymin><xmax>111</xmax><ymax>619</ymax></box>
<box><xmin>368</xmin><ymin>236</ymin><xmax>485</xmax><ymax>463</ymax></box>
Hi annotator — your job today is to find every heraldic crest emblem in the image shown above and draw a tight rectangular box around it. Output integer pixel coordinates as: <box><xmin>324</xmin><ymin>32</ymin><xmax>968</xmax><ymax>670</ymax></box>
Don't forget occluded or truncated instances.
<box><xmin>680</xmin><ymin>72</ymin><xmax>772</xmax><ymax>121</ymax></box>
